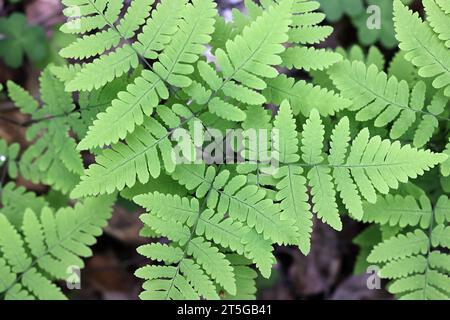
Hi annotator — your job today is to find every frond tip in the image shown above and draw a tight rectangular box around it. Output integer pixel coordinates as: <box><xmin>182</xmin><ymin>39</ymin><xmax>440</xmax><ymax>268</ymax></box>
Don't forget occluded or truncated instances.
<box><xmin>394</xmin><ymin>0</ymin><xmax>450</xmax><ymax>97</ymax></box>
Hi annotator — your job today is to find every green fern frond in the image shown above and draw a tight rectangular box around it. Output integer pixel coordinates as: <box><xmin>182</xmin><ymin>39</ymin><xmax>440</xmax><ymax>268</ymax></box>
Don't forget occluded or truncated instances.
<box><xmin>361</xmin><ymin>193</ymin><xmax>450</xmax><ymax>300</ymax></box>
<box><xmin>0</xmin><ymin>195</ymin><xmax>115</xmax><ymax>300</ymax></box>
<box><xmin>280</xmin><ymin>47</ymin><xmax>342</xmax><ymax>72</ymax></box>
<box><xmin>186</xmin><ymin>0</ymin><xmax>293</xmax><ymax>122</ymax></box>
<box><xmin>72</xmin><ymin>104</ymin><xmax>198</xmax><ymax>198</ymax></box>
<box><xmin>133</xmin><ymin>187</ymin><xmax>278</xmax><ymax>299</ymax></box>
<box><xmin>394</xmin><ymin>0</ymin><xmax>450</xmax><ymax>97</ymax></box>
<box><xmin>60</xmin><ymin>0</ymin><xmax>152</xmax><ymax>90</ymax></box>
<box><xmin>423</xmin><ymin>0</ymin><xmax>450</xmax><ymax>48</ymax></box>
<box><xmin>330</xmin><ymin>60</ymin><xmax>448</xmax><ymax>147</ymax></box>
<box><xmin>0</xmin><ymin>183</ymin><xmax>48</xmax><ymax>228</ymax></box>
<box><xmin>171</xmin><ymin>164</ymin><xmax>298</xmax><ymax>245</ymax></box>
<box><xmin>234</xmin><ymin>0</ymin><xmax>341</xmax><ymax>73</ymax></box>
<box><xmin>263</xmin><ymin>74</ymin><xmax>352</xmax><ymax>117</ymax></box>
<box><xmin>222</xmin><ymin>254</ymin><xmax>258</xmax><ymax>300</ymax></box>
<box><xmin>441</xmin><ymin>138</ymin><xmax>450</xmax><ymax>177</ymax></box>
<box><xmin>240</xmin><ymin>102</ymin><xmax>446</xmax><ymax>253</ymax></box>
<box><xmin>361</xmin><ymin>194</ymin><xmax>433</xmax><ymax>229</ymax></box>
<box><xmin>76</xmin><ymin>0</ymin><xmax>216</xmax><ymax>149</ymax></box>
<box><xmin>6</xmin><ymin>68</ymin><xmax>84</xmax><ymax>194</ymax></box>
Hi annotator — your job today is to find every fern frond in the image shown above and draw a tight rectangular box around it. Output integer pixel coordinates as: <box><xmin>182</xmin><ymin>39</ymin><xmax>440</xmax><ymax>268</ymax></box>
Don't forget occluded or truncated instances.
<box><xmin>369</xmin><ymin>229</ymin><xmax>430</xmax><ymax>263</ymax></box>
<box><xmin>7</xmin><ymin>68</ymin><xmax>84</xmax><ymax>194</ymax></box>
<box><xmin>171</xmin><ymin>164</ymin><xmax>298</xmax><ymax>245</ymax></box>
<box><xmin>423</xmin><ymin>0</ymin><xmax>450</xmax><ymax>48</ymax></box>
<box><xmin>77</xmin><ymin>0</ymin><xmax>216</xmax><ymax>149</ymax></box>
<box><xmin>330</xmin><ymin>60</ymin><xmax>448</xmax><ymax>147</ymax></box>
<box><xmin>281</xmin><ymin>47</ymin><xmax>342</xmax><ymax>72</ymax></box>
<box><xmin>61</xmin><ymin>0</ymin><xmax>152</xmax><ymax>91</ymax></box>
<box><xmin>263</xmin><ymin>74</ymin><xmax>352</xmax><ymax>116</ymax></box>
<box><xmin>0</xmin><ymin>196</ymin><xmax>115</xmax><ymax>300</ymax></box>
<box><xmin>222</xmin><ymin>255</ymin><xmax>258</xmax><ymax>300</ymax></box>
<box><xmin>72</xmin><ymin>105</ymin><xmax>197</xmax><ymax>197</ymax></box>
<box><xmin>65</xmin><ymin>46</ymin><xmax>140</xmax><ymax>92</ymax></box>
<box><xmin>393</xmin><ymin>0</ymin><xmax>450</xmax><ymax>97</ymax></box>
<box><xmin>241</xmin><ymin>102</ymin><xmax>446</xmax><ymax>246</ymax></box>
<box><xmin>361</xmin><ymin>194</ymin><xmax>433</xmax><ymax>229</ymax></box>
<box><xmin>232</xmin><ymin>0</ymin><xmax>333</xmax><ymax>46</ymax></box>
<box><xmin>186</xmin><ymin>0</ymin><xmax>293</xmax><ymax>122</ymax></box>
<box><xmin>366</xmin><ymin>193</ymin><xmax>450</xmax><ymax>300</ymax></box>
<box><xmin>60</xmin><ymin>0</ymin><xmax>154</xmax><ymax>59</ymax></box>
<box><xmin>133</xmin><ymin>188</ymin><xmax>278</xmax><ymax>299</ymax></box>
<box><xmin>133</xmin><ymin>0</ymin><xmax>187</xmax><ymax>59</ymax></box>
<box><xmin>0</xmin><ymin>183</ymin><xmax>48</xmax><ymax>228</ymax></box>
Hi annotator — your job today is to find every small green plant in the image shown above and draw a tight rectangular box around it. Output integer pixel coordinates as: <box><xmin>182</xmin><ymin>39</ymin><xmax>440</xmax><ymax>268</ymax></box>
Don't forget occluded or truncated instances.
<box><xmin>0</xmin><ymin>13</ymin><xmax>47</xmax><ymax>68</ymax></box>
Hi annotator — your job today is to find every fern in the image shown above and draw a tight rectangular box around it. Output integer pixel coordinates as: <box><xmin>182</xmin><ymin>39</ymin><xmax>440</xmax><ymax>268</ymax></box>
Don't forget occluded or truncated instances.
<box><xmin>423</xmin><ymin>0</ymin><xmax>450</xmax><ymax>48</ymax></box>
<box><xmin>0</xmin><ymin>183</ymin><xmax>48</xmax><ymax>228</ymax></box>
<box><xmin>133</xmin><ymin>187</ymin><xmax>277</xmax><ymax>299</ymax></box>
<box><xmin>238</xmin><ymin>101</ymin><xmax>446</xmax><ymax>254</ymax></box>
<box><xmin>263</xmin><ymin>74</ymin><xmax>352</xmax><ymax>117</ymax></box>
<box><xmin>361</xmin><ymin>193</ymin><xmax>450</xmax><ymax>300</ymax></box>
<box><xmin>185</xmin><ymin>0</ymin><xmax>292</xmax><ymax>122</ymax></box>
<box><xmin>394</xmin><ymin>0</ymin><xmax>450</xmax><ymax>97</ymax></box>
<box><xmin>66</xmin><ymin>0</ymin><xmax>216</xmax><ymax>149</ymax></box>
<box><xmin>71</xmin><ymin>104</ymin><xmax>198</xmax><ymax>197</ymax></box>
<box><xmin>0</xmin><ymin>195</ymin><xmax>114</xmax><ymax>300</ymax></box>
<box><xmin>6</xmin><ymin>68</ymin><xmax>84</xmax><ymax>193</ymax></box>
<box><xmin>133</xmin><ymin>162</ymin><xmax>302</xmax><ymax>299</ymax></box>
<box><xmin>2</xmin><ymin>0</ymin><xmax>448</xmax><ymax>301</ymax></box>
<box><xmin>330</xmin><ymin>60</ymin><xmax>448</xmax><ymax>148</ymax></box>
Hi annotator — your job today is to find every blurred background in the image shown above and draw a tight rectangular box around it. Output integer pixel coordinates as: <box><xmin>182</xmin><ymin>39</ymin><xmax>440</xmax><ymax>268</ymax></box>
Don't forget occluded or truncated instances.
<box><xmin>0</xmin><ymin>0</ymin><xmax>425</xmax><ymax>300</ymax></box>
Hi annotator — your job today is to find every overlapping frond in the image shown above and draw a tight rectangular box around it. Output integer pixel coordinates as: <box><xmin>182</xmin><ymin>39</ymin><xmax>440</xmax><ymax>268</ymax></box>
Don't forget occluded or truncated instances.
<box><xmin>185</xmin><ymin>0</ymin><xmax>293</xmax><ymax>122</ymax></box>
<box><xmin>77</xmin><ymin>0</ymin><xmax>216</xmax><ymax>149</ymax></box>
<box><xmin>394</xmin><ymin>0</ymin><xmax>450</xmax><ymax>97</ymax></box>
<box><xmin>263</xmin><ymin>74</ymin><xmax>352</xmax><ymax>117</ymax></box>
<box><xmin>171</xmin><ymin>164</ymin><xmax>298</xmax><ymax>245</ymax></box>
<box><xmin>6</xmin><ymin>68</ymin><xmax>84</xmax><ymax>194</ymax></box>
<box><xmin>423</xmin><ymin>0</ymin><xmax>450</xmax><ymax>48</ymax></box>
<box><xmin>0</xmin><ymin>183</ymin><xmax>48</xmax><ymax>228</ymax></box>
<box><xmin>366</xmin><ymin>194</ymin><xmax>450</xmax><ymax>300</ymax></box>
<box><xmin>272</xmin><ymin>101</ymin><xmax>312</xmax><ymax>254</ymax></box>
<box><xmin>0</xmin><ymin>196</ymin><xmax>114</xmax><ymax>300</ymax></box>
<box><xmin>330</xmin><ymin>60</ymin><xmax>448</xmax><ymax>147</ymax></box>
<box><xmin>60</xmin><ymin>0</ymin><xmax>153</xmax><ymax>91</ymax></box>
<box><xmin>133</xmin><ymin>187</ymin><xmax>277</xmax><ymax>299</ymax></box>
<box><xmin>240</xmin><ymin>101</ymin><xmax>446</xmax><ymax>253</ymax></box>
<box><xmin>72</xmin><ymin>105</ymin><xmax>198</xmax><ymax>198</ymax></box>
